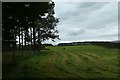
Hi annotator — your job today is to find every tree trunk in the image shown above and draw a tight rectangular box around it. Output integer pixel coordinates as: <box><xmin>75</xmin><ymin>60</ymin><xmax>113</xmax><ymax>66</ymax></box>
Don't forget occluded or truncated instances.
<box><xmin>24</xmin><ymin>31</ymin><xmax>27</xmax><ymax>48</ymax></box>
<box><xmin>12</xmin><ymin>42</ymin><xmax>15</xmax><ymax>64</ymax></box>
<box><xmin>21</xmin><ymin>31</ymin><xmax>23</xmax><ymax>54</ymax></box>
<box><xmin>33</xmin><ymin>27</ymin><xmax>36</xmax><ymax>53</ymax></box>
<box><xmin>30</xmin><ymin>28</ymin><xmax>32</xmax><ymax>50</ymax></box>
<box><xmin>19</xmin><ymin>28</ymin><xmax>21</xmax><ymax>50</ymax></box>
<box><xmin>38</xmin><ymin>30</ymin><xmax>40</xmax><ymax>51</ymax></box>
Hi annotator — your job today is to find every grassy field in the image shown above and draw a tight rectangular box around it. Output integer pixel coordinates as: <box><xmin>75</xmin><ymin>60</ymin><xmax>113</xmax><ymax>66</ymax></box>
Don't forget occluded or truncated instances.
<box><xmin>2</xmin><ymin>45</ymin><xmax>119</xmax><ymax>78</ymax></box>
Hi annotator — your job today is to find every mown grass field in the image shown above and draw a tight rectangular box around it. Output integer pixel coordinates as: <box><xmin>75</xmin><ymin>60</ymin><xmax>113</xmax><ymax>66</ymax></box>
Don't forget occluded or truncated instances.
<box><xmin>3</xmin><ymin>45</ymin><xmax>119</xmax><ymax>78</ymax></box>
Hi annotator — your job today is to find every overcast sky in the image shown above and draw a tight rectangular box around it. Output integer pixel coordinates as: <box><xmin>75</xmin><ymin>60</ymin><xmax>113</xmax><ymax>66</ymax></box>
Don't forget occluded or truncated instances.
<box><xmin>44</xmin><ymin>2</ymin><xmax>118</xmax><ymax>45</ymax></box>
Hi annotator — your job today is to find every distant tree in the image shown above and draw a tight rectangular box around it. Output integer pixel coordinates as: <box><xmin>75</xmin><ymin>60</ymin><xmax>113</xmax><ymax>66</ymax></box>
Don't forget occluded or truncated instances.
<box><xmin>43</xmin><ymin>44</ymin><xmax>53</xmax><ymax>46</ymax></box>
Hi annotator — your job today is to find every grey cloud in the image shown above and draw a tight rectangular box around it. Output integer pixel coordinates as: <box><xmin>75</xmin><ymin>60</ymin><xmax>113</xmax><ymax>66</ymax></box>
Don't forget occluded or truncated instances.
<box><xmin>60</xmin><ymin>2</ymin><xmax>108</xmax><ymax>21</ymax></box>
<box><xmin>44</xmin><ymin>2</ymin><xmax>118</xmax><ymax>45</ymax></box>
<box><xmin>79</xmin><ymin>2</ymin><xmax>98</xmax><ymax>8</ymax></box>
<box><xmin>79</xmin><ymin>2</ymin><xmax>108</xmax><ymax>11</ymax></box>
<box><xmin>68</xmin><ymin>28</ymin><xmax>85</xmax><ymax>36</ymax></box>
<box><xmin>97</xmin><ymin>33</ymin><xmax>118</xmax><ymax>38</ymax></box>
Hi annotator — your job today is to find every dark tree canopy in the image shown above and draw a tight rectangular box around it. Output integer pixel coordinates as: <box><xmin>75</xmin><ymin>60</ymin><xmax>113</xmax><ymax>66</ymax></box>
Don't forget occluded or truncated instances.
<box><xmin>2</xmin><ymin>2</ymin><xmax>59</xmax><ymax>45</ymax></box>
<box><xmin>2</xmin><ymin>2</ymin><xmax>60</xmax><ymax>53</ymax></box>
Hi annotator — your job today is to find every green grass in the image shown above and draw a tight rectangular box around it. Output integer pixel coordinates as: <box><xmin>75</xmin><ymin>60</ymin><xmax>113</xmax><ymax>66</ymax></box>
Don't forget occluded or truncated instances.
<box><xmin>2</xmin><ymin>45</ymin><xmax>119</xmax><ymax>78</ymax></box>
